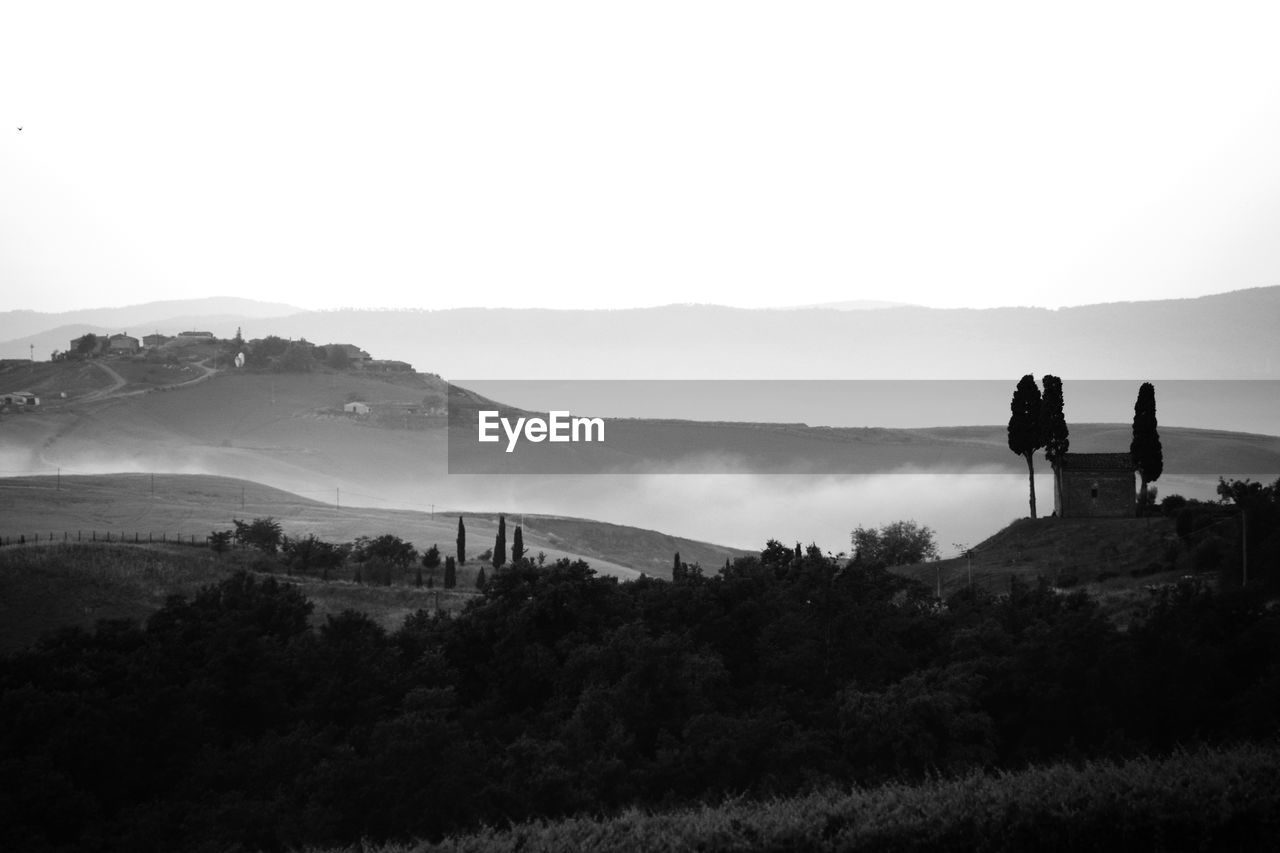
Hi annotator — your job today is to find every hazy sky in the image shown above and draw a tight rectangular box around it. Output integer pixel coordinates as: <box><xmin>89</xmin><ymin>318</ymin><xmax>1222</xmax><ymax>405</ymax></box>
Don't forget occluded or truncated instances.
<box><xmin>4</xmin><ymin>1</ymin><xmax>1280</xmax><ymax>313</ymax></box>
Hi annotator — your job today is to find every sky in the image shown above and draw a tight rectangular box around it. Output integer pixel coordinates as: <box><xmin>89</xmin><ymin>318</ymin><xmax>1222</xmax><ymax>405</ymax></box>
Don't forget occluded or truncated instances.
<box><xmin>4</xmin><ymin>1</ymin><xmax>1280</xmax><ymax>314</ymax></box>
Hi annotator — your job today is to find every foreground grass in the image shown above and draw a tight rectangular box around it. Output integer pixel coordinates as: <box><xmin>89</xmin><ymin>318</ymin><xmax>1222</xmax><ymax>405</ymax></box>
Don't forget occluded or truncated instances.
<box><xmin>310</xmin><ymin>743</ymin><xmax>1280</xmax><ymax>853</ymax></box>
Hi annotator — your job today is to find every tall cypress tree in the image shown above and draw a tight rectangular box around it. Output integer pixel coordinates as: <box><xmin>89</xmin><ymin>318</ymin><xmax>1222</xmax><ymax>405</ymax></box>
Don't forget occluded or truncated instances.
<box><xmin>512</xmin><ymin>524</ymin><xmax>524</xmax><ymax>564</ymax></box>
<box><xmin>1039</xmin><ymin>375</ymin><xmax>1070</xmax><ymax>513</ymax></box>
<box><xmin>1131</xmin><ymin>382</ymin><xmax>1163</xmax><ymax>512</ymax></box>
<box><xmin>1007</xmin><ymin>374</ymin><xmax>1044</xmax><ymax>519</ymax></box>
<box><xmin>444</xmin><ymin>555</ymin><xmax>456</xmax><ymax>589</ymax></box>
<box><xmin>456</xmin><ymin>516</ymin><xmax>466</xmax><ymax>564</ymax></box>
<box><xmin>493</xmin><ymin>515</ymin><xmax>506</xmax><ymax>569</ymax></box>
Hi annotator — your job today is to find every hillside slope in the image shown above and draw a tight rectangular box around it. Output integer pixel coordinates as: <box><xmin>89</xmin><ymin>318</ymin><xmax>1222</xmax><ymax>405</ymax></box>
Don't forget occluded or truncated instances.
<box><xmin>0</xmin><ymin>474</ymin><xmax>748</xmax><ymax>579</ymax></box>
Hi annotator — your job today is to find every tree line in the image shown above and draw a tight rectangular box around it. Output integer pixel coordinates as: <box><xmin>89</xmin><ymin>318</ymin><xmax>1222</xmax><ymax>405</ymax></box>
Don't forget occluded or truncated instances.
<box><xmin>217</xmin><ymin>513</ymin><xmax>533</xmax><ymax>591</ymax></box>
<box><xmin>2</xmin><ymin>487</ymin><xmax>1278</xmax><ymax>852</ymax></box>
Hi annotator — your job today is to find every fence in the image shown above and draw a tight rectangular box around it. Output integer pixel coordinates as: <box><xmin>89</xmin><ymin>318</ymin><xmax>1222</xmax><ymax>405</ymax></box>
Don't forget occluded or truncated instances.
<box><xmin>0</xmin><ymin>530</ymin><xmax>211</xmax><ymax>548</ymax></box>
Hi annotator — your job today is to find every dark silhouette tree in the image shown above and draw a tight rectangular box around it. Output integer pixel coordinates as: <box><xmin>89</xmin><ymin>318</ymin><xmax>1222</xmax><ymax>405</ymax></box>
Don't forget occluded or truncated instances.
<box><xmin>457</xmin><ymin>516</ymin><xmax>466</xmax><ymax>564</ymax></box>
<box><xmin>75</xmin><ymin>333</ymin><xmax>99</xmax><ymax>357</ymax></box>
<box><xmin>209</xmin><ymin>529</ymin><xmax>232</xmax><ymax>556</ymax></box>
<box><xmin>1039</xmin><ymin>375</ymin><xmax>1070</xmax><ymax>513</ymax></box>
<box><xmin>1007</xmin><ymin>374</ymin><xmax>1044</xmax><ymax>518</ymax></box>
<box><xmin>419</xmin><ymin>543</ymin><xmax>441</xmax><ymax>589</ymax></box>
<box><xmin>443</xmin><ymin>555</ymin><xmax>457</xmax><ymax>589</ymax></box>
<box><xmin>422</xmin><ymin>544</ymin><xmax>441</xmax><ymax>570</ymax></box>
<box><xmin>232</xmin><ymin>517</ymin><xmax>284</xmax><ymax>554</ymax></box>
<box><xmin>475</xmin><ymin>566</ymin><xmax>487</xmax><ymax>590</ymax></box>
<box><xmin>512</xmin><ymin>525</ymin><xmax>524</xmax><ymax>564</ymax></box>
<box><xmin>281</xmin><ymin>534</ymin><xmax>346</xmax><ymax>579</ymax></box>
<box><xmin>1131</xmin><ymin>382</ymin><xmax>1163</xmax><ymax>512</ymax></box>
<box><xmin>851</xmin><ymin>521</ymin><xmax>939</xmax><ymax>566</ymax></box>
<box><xmin>493</xmin><ymin>515</ymin><xmax>506</xmax><ymax>569</ymax></box>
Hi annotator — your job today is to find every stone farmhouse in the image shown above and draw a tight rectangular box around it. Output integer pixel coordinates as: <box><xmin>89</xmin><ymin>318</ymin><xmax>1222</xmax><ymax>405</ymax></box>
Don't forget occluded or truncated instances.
<box><xmin>1053</xmin><ymin>452</ymin><xmax>1136</xmax><ymax>518</ymax></box>
<box><xmin>107</xmin><ymin>333</ymin><xmax>140</xmax><ymax>355</ymax></box>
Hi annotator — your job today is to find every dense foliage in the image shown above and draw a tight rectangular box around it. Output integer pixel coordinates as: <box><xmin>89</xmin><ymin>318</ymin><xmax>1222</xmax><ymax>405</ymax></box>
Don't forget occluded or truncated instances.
<box><xmin>337</xmin><ymin>743</ymin><xmax>1280</xmax><ymax>853</ymax></box>
<box><xmin>3</xmin><ymin>534</ymin><xmax>1280</xmax><ymax>851</ymax></box>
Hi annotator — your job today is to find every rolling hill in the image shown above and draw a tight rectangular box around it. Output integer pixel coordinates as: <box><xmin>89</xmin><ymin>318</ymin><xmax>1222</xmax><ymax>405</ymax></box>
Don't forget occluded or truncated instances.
<box><xmin>0</xmin><ymin>474</ymin><xmax>748</xmax><ymax>580</ymax></box>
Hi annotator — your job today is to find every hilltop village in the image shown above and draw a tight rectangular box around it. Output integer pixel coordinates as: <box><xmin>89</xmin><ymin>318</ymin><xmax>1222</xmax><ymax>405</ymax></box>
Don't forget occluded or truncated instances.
<box><xmin>1</xmin><ymin>329</ymin><xmax>444</xmax><ymax>423</ymax></box>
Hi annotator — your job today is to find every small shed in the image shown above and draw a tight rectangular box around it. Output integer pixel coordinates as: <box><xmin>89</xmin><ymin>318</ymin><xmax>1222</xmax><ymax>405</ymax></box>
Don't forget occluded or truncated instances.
<box><xmin>343</xmin><ymin>401</ymin><xmax>371</xmax><ymax>415</ymax></box>
<box><xmin>1054</xmin><ymin>453</ymin><xmax>1135</xmax><ymax>518</ymax></box>
<box><xmin>2</xmin><ymin>391</ymin><xmax>40</xmax><ymax>407</ymax></box>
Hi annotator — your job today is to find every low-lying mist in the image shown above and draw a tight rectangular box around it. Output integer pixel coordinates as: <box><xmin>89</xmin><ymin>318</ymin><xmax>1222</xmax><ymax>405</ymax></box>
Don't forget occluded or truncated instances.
<box><xmin>7</xmin><ymin>448</ymin><xmax>1236</xmax><ymax>561</ymax></box>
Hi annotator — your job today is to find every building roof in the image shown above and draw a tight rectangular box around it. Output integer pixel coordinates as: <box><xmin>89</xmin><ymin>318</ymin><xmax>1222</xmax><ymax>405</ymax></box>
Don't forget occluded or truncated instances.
<box><xmin>1059</xmin><ymin>452</ymin><xmax>1134</xmax><ymax>471</ymax></box>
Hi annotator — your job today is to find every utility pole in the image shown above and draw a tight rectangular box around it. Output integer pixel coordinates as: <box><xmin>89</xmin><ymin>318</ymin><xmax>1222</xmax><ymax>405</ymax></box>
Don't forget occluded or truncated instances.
<box><xmin>430</xmin><ymin>503</ymin><xmax>435</xmax><ymax>519</ymax></box>
<box><xmin>336</xmin><ymin>487</ymin><xmax>340</xmax><ymax>509</ymax></box>
<box><xmin>151</xmin><ymin>473</ymin><xmax>155</xmax><ymax>496</ymax></box>
<box><xmin>241</xmin><ymin>486</ymin><xmax>245</xmax><ymax>510</ymax></box>
<box><xmin>56</xmin><ymin>467</ymin><xmax>60</xmax><ymax>491</ymax></box>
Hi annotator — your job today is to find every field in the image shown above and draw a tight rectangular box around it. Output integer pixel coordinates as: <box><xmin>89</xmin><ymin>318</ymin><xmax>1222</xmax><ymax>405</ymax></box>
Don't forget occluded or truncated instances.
<box><xmin>0</xmin><ymin>473</ymin><xmax>747</xmax><ymax>577</ymax></box>
<box><xmin>309</xmin><ymin>743</ymin><xmax>1280</xmax><ymax>852</ymax></box>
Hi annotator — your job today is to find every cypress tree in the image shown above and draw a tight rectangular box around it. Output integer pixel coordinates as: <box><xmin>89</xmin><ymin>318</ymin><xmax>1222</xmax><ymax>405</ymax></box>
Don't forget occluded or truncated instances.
<box><xmin>512</xmin><ymin>524</ymin><xmax>524</xmax><ymax>564</ymax></box>
<box><xmin>1039</xmin><ymin>375</ymin><xmax>1070</xmax><ymax>512</ymax></box>
<box><xmin>476</xmin><ymin>566</ymin><xmax>487</xmax><ymax>591</ymax></box>
<box><xmin>456</xmin><ymin>516</ymin><xmax>466</xmax><ymax>564</ymax></box>
<box><xmin>673</xmin><ymin>551</ymin><xmax>683</xmax><ymax>582</ymax></box>
<box><xmin>1007</xmin><ymin>374</ymin><xmax>1044</xmax><ymax>519</ymax></box>
<box><xmin>444</xmin><ymin>555</ymin><xmax>456</xmax><ymax>589</ymax></box>
<box><xmin>1131</xmin><ymin>382</ymin><xmax>1163</xmax><ymax>512</ymax></box>
<box><xmin>493</xmin><ymin>515</ymin><xmax>506</xmax><ymax>569</ymax></box>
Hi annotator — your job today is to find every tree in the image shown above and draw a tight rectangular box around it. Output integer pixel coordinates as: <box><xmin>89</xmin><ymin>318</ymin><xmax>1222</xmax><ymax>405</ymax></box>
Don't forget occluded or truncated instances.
<box><xmin>1007</xmin><ymin>374</ymin><xmax>1044</xmax><ymax>519</ymax></box>
<box><xmin>75</xmin><ymin>333</ymin><xmax>99</xmax><ymax>357</ymax></box>
<box><xmin>421</xmin><ymin>544</ymin><xmax>441</xmax><ymax>588</ymax></box>
<box><xmin>248</xmin><ymin>335</ymin><xmax>290</xmax><ymax>368</ymax></box>
<box><xmin>352</xmin><ymin>534</ymin><xmax>418</xmax><ymax>585</ymax></box>
<box><xmin>209</xmin><ymin>529</ymin><xmax>232</xmax><ymax>556</ymax></box>
<box><xmin>456</xmin><ymin>516</ymin><xmax>466</xmax><ymax>564</ymax></box>
<box><xmin>281</xmin><ymin>534</ymin><xmax>347</xmax><ymax>579</ymax></box>
<box><xmin>1039</xmin><ymin>375</ymin><xmax>1070</xmax><ymax>513</ymax></box>
<box><xmin>232</xmin><ymin>517</ymin><xmax>284</xmax><ymax>554</ymax></box>
<box><xmin>326</xmin><ymin>346</ymin><xmax>351</xmax><ymax>369</ymax></box>
<box><xmin>444</xmin><ymin>555</ymin><xmax>457</xmax><ymax>589</ymax></box>
<box><xmin>493</xmin><ymin>515</ymin><xmax>506</xmax><ymax>570</ymax></box>
<box><xmin>1131</xmin><ymin>382</ymin><xmax>1163</xmax><ymax>512</ymax></box>
<box><xmin>851</xmin><ymin>520</ymin><xmax>940</xmax><ymax>567</ymax></box>
<box><xmin>475</xmin><ymin>566</ymin><xmax>487</xmax><ymax>591</ymax></box>
<box><xmin>511</xmin><ymin>525</ymin><xmax>524</xmax><ymax>564</ymax></box>
<box><xmin>423</xmin><ymin>544</ymin><xmax>441</xmax><ymax>570</ymax></box>
<box><xmin>274</xmin><ymin>342</ymin><xmax>314</xmax><ymax>373</ymax></box>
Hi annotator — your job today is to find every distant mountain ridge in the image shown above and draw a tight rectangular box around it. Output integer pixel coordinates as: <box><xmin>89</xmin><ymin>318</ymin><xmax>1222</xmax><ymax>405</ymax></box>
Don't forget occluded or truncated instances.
<box><xmin>2</xmin><ymin>287</ymin><xmax>1276</xmax><ymax>378</ymax></box>
<box><xmin>0</xmin><ymin>298</ymin><xmax>305</xmax><ymax>352</ymax></box>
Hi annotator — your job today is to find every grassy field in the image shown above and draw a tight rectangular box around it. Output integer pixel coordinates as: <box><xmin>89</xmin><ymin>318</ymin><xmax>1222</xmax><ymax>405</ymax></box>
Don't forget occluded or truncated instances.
<box><xmin>891</xmin><ymin>515</ymin><xmax>1188</xmax><ymax>596</ymax></box>
<box><xmin>305</xmin><ymin>742</ymin><xmax>1280</xmax><ymax>852</ymax></box>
